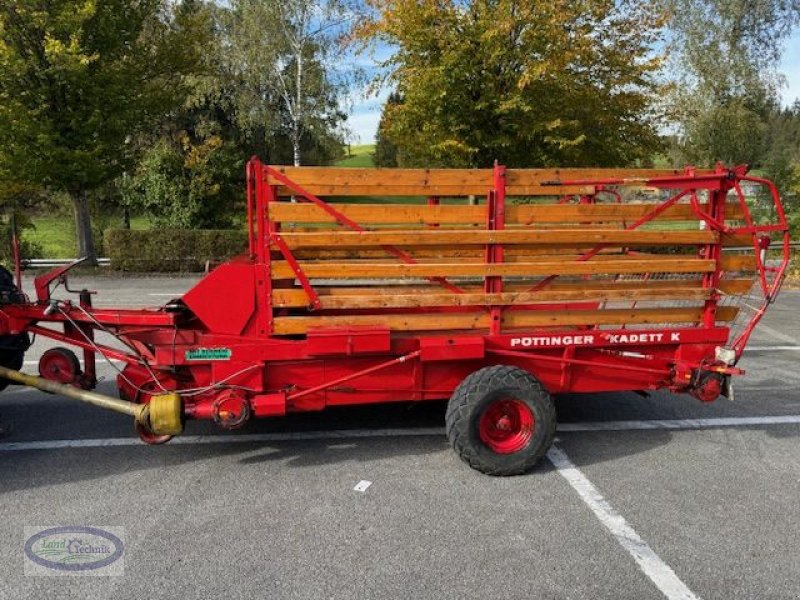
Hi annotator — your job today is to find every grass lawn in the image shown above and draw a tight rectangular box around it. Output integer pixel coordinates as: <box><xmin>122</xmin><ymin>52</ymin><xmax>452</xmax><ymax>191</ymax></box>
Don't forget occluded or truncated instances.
<box><xmin>26</xmin><ymin>214</ymin><xmax>150</xmax><ymax>258</ymax></box>
<box><xmin>335</xmin><ymin>144</ymin><xmax>375</xmax><ymax>167</ymax></box>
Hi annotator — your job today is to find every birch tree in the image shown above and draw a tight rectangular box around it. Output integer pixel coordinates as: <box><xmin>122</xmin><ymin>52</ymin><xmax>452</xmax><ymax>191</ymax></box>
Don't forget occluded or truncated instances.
<box><xmin>227</xmin><ymin>0</ymin><xmax>356</xmax><ymax>166</ymax></box>
<box><xmin>665</xmin><ymin>0</ymin><xmax>800</xmax><ymax>166</ymax></box>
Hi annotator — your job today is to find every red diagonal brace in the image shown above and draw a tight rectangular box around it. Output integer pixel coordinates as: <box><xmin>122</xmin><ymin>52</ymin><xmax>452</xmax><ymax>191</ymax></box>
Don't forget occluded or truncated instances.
<box><xmin>264</xmin><ymin>166</ymin><xmax>464</xmax><ymax>295</ymax></box>
<box><xmin>525</xmin><ymin>188</ymin><xmax>692</xmax><ymax>294</ymax></box>
<box><xmin>271</xmin><ymin>232</ymin><xmax>321</xmax><ymax>310</ymax></box>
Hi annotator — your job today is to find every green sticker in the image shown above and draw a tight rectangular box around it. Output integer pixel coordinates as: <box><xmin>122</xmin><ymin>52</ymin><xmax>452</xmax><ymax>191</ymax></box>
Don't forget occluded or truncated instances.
<box><xmin>185</xmin><ymin>347</ymin><xmax>232</xmax><ymax>361</ymax></box>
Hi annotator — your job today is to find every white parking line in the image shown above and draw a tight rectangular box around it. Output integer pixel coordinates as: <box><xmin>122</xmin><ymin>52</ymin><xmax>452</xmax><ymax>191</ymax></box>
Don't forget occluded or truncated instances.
<box><xmin>747</xmin><ymin>346</ymin><xmax>800</xmax><ymax>351</ymax></box>
<box><xmin>0</xmin><ymin>415</ymin><xmax>798</xmax><ymax>453</ymax></box>
<box><xmin>547</xmin><ymin>446</ymin><xmax>699</xmax><ymax>600</ymax></box>
<box><xmin>755</xmin><ymin>323</ymin><xmax>800</xmax><ymax>346</ymax></box>
<box><xmin>559</xmin><ymin>415</ymin><xmax>800</xmax><ymax>431</ymax></box>
<box><xmin>0</xmin><ymin>427</ymin><xmax>445</xmax><ymax>452</ymax></box>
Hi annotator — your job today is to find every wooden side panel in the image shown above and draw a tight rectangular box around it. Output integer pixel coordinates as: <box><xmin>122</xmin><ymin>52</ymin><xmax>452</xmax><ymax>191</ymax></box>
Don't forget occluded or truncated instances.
<box><xmin>276</xmin><ymin>229</ymin><xmax>717</xmax><ymax>249</ymax></box>
<box><xmin>270</xmin><ymin>257</ymin><xmax>716</xmax><ymax>279</ymax></box>
<box><xmin>268</xmin><ymin>202</ymin><xmax>746</xmax><ymax>225</ymax></box>
<box><xmin>272</xmin><ymin>277</ymin><xmax>753</xmax><ymax>309</ymax></box>
<box><xmin>268</xmin><ymin>166</ymin><xmax>715</xmax><ymax>197</ymax></box>
<box><xmin>272</xmin><ymin>306</ymin><xmax>739</xmax><ymax>335</ymax></box>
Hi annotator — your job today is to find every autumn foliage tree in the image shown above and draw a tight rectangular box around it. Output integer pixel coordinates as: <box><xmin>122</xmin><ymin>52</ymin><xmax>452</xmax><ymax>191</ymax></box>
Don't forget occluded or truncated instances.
<box><xmin>359</xmin><ymin>0</ymin><xmax>666</xmax><ymax>168</ymax></box>
<box><xmin>0</xmin><ymin>0</ymin><xmax>204</xmax><ymax>263</ymax></box>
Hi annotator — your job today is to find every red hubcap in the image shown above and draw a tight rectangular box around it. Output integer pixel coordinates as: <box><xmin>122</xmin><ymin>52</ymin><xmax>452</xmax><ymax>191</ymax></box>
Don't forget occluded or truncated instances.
<box><xmin>478</xmin><ymin>398</ymin><xmax>535</xmax><ymax>454</ymax></box>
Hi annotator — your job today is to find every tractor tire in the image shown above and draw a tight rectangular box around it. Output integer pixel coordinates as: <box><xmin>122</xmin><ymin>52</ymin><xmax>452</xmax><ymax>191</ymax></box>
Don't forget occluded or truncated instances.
<box><xmin>0</xmin><ymin>266</ymin><xmax>29</xmax><ymax>391</ymax></box>
<box><xmin>445</xmin><ymin>365</ymin><xmax>556</xmax><ymax>476</ymax></box>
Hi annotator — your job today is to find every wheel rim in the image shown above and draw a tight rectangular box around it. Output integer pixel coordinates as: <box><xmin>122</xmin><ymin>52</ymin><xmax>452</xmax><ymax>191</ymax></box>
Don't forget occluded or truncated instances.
<box><xmin>478</xmin><ymin>398</ymin><xmax>535</xmax><ymax>454</ymax></box>
<box><xmin>39</xmin><ymin>348</ymin><xmax>80</xmax><ymax>384</ymax></box>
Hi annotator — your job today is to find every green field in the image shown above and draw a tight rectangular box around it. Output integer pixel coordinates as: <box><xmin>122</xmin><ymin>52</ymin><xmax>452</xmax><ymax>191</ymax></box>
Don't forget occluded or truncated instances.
<box><xmin>335</xmin><ymin>144</ymin><xmax>375</xmax><ymax>167</ymax></box>
<box><xmin>25</xmin><ymin>146</ymin><xmax>377</xmax><ymax>258</ymax></box>
<box><xmin>26</xmin><ymin>214</ymin><xmax>150</xmax><ymax>258</ymax></box>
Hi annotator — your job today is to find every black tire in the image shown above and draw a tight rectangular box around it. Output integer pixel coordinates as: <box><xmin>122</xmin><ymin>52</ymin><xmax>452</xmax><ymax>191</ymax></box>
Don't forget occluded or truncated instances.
<box><xmin>0</xmin><ymin>266</ymin><xmax>28</xmax><ymax>391</ymax></box>
<box><xmin>445</xmin><ymin>365</ymin><xmax>556</xmax><ymax>476</ymax></box>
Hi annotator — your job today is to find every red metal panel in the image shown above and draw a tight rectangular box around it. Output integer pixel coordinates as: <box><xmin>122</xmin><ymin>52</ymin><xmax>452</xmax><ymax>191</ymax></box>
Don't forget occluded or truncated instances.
<box><xmin>182</xmin><ymin>262</ymin><xmax>256</xmax><ymax>335</ymax></box>
<box><xmin>306</xmin><ymin>328</ymin><xmax>391</xmax><ymax>356</ymax></box>
<box><xmin>419</xmin><ymin>337</ymin><xmax>485</xmax><ymax>362</ymax></box>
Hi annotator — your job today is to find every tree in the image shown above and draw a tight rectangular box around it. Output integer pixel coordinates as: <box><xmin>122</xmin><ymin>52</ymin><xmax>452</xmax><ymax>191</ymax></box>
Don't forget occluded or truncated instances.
<box><xmin>358</xmin><ymin>0</ymin><xmax>666</xmax><ymax>168</ymax></box>
<box><xmin>0</xmin><ymin>0</ymin><xmax>204</xmax><ymax>263</ymax></box>
<box><xmin>226</xmin><ymin>0</ymin><xmax>356</xmax><ymax>166</ymax></box>
<box><xmin>665</xmin><ymin>0</ymin><xmax>800</xmax><ymax>166</ymax></box>
<box><xmin>762</xmin><ymin>101</ymin><xmax>800</xmax><ymax>224</ymax></box>
<box><xmin>119</xmin><ymin>133</ymin><xmax>240</xmax><ymax>229</ymax></box>
<box><xmin>373</xmin><ymin>91</ymin><xmax>401</xmax><ymax>167</ymax></box>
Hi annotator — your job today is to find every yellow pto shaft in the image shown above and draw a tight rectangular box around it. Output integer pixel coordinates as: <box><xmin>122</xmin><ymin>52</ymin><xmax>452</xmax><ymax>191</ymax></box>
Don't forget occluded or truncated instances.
<box><xmin>0</xmin><ymin>365</ymin><xmax>183</xmax><ymax>436</ymax></box>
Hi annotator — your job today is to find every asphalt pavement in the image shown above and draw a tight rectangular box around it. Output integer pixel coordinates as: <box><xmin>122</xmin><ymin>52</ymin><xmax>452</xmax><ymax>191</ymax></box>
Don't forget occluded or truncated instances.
<box><xmin>1</xmin><ymin>275</ymin><xmax>800</xmax><ymax>599</ymax></box>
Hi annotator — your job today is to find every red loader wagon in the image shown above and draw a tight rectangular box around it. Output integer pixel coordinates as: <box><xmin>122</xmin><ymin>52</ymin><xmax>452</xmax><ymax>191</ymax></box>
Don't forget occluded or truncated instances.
<box><xmin>0</xmin><ymin>159</ymin><xmax>790</xmax><ymax>474</ymax></box>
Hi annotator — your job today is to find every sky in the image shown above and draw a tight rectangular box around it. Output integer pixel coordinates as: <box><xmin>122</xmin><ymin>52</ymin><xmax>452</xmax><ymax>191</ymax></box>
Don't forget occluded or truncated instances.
<box><xmin>346</xmin><ymin>27</ymin><xmax>800</xmax><ymax>145</ymax></box>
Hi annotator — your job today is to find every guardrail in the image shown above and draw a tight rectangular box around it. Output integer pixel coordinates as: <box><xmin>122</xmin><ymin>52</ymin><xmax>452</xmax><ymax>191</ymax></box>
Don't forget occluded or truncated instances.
<box><xmin>22</xmin><ymin>258</ymin><xmax>111</xmax><ymax>268</ymax></box>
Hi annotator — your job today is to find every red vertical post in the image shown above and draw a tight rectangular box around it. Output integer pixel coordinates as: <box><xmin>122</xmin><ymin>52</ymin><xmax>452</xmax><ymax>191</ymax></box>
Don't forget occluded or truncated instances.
<box><xmin>246</xmin><ymin>159</ymin><xmax>256</xmax><ymax>259</ymax></box>
<box><xmin>486</xmin><ymin>162</ymin><xmax>506</xmax><ymax>335</ymax></box>
<box><xmin>701</xmin><ymin>182</ymin><xmax>728</xmax><ymax>328</ymax></box>
<box><xmin>79</xmin><ymin>289</ymin><xmax>96</xmax><ymax>388</ymax></box>
<box><xmin>252</xmin><ymin>160</ymin><xmax>273</xmax><ymax>337</ymax></box>
<box><xmin>254</xmin><ymin>160</ymin><xmax>268</xmax><ymax>264</ymax></box>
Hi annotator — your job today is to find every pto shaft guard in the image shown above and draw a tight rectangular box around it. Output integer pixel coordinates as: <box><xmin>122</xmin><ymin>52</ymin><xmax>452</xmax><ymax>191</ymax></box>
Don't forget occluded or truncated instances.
<box><xmin>0</xmin><ymin>365</ymin><xmax>183</xmax><ymax>436</ymax></box>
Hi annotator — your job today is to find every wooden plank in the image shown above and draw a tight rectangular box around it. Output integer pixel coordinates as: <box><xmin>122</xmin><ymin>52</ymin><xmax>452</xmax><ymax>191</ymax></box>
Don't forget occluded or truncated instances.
<box><xmin>284</xmin><ymin>277</ymin><xmax>750</xmax><ymax>294</ymax></box>
<box><xmin>507</xmin><ymin>203</ymin><xmax>744</xmax><ymax>223</ymax></box>
<box><xmin>720</xmin><ymin>254</ymin><xmax>757</xmax><ymax>270</ymax></box>
<box><xmin>506</xmin><ymin>167</ymin><xmax>716</xmax><ymax>184</ymax></box>
<box><xmin>270</xmin><ymin>257</ymin><xmax>716</xmax><ymax>279</ymax></box>
<box><xmin>287</xmin><ymin>246</ymin><xmax>629</xmax><ymax>260</ymax></box>
<box><xmin>268</xmin><ymin>202</ymin><xmax>745</xmax><ymax>225</ymax></box>
<box><xmin>276</xmin><ymin>184</ymin><xmax>593</xmax><ymax>196</ymax></box>
<box><xmin>270</xmin><ymin>166</ymin><xmax>587</xmax><ymax>196</ymax></box>
<box><xmin>273</xmin><ymin>286</ymin><xmax>713</xmax><ymax>309</ymax></box>
<box><xmin>721</xmin><ymin>233</ymin><xmax>760</xmax><ymax>246</ymax></box>
<box><xmin>277</xmin><ymin>229</ymin><xmax>717</xmax><ymax>249</ymax></box>
<box><xmin>272</xmin><ymin>305</ymin><xmax>739</xmax><ymax>335</ymax></box>
<box><xmin>269</xmin><ymin>203</ymin><xmax>485</xmax><ymax>224</ymax></box>
<box><xmin>273</xmin><ymin>277</ymin><xmax>753</xmax><ymax>308</ymax></box>
<box><xmin>367</xmin><ymin>252</ymin><xmax>755</xmax><ymax>270</ymax></box>
<box><xmin>269</xmin><ymin>166</ymin><xmax>716</xmax><ymax>197</ymax></box>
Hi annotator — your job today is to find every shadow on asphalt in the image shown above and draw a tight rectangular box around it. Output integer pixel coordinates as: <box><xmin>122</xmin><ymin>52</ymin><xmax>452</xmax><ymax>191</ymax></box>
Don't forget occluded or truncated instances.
<box><xmin>0</xmin><ymin>395</ymin><xmax>671</xmax><ymax>492</ymax></box>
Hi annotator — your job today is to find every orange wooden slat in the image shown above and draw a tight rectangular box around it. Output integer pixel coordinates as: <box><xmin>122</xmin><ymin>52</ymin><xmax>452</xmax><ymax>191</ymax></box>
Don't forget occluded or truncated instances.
<box><xmin>276</xmin><ymin>229</ymin><xmax>717</xmax><ymax>249</ymax></box>
<box><xmin>272</xmin><ymin>305</ymin><xmax>739</xmax><ymax>334</ymax></box>
<box><xmin>270</xmin><ymin>257</ymin><xmax>716</xmax><ymax>279</ymax></box>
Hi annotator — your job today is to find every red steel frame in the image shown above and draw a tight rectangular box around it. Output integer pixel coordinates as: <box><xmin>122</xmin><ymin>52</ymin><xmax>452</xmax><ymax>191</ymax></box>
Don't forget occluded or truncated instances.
<box><xmin>0</xmin><ymin>160</ymin><xmax>790</xmax><ymax>427</ymax></box>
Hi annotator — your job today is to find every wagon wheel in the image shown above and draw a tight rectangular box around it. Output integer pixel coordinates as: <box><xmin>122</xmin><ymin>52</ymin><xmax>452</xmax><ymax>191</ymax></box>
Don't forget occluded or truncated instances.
<box><xmin>445</xmin><ymin>365</ymin><xmax>556</xmax><ymax>476</ymax></box>
<box><xmin>0</xmin><ymin>266</ymin><xmax>29</xmax><ymax>392</ymax></box>
<box><xmin>134</xmin><ymin>382</ymin><xmax>174</xmax><ymax>446</ymax></box>
<box><xmin>39</xmin><ymin>347</ymin><xmax>82</xmax><ymax>385</ymax></box>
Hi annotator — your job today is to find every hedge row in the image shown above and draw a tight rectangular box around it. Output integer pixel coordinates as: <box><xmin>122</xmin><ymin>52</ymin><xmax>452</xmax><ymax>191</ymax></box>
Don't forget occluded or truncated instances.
<box><xmin>104</xmin><ymin>229</ymin><xmax>248</xmax><ymax>272</ymax></box>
